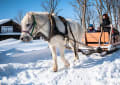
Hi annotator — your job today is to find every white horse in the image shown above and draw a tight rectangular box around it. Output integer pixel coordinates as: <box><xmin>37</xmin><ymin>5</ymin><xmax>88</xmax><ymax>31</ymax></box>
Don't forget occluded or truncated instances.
<box><xmin>20</xmin><ymin>12</ymin><xmax>83</xmax><ymax>72</ymax></box>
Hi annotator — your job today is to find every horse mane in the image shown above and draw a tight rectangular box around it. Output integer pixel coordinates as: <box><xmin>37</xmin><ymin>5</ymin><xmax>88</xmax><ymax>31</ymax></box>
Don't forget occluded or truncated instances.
<box><xmin>27</xmin><ymin>12</ymin><xmax>56</xmax><ymax>16</ymax></box>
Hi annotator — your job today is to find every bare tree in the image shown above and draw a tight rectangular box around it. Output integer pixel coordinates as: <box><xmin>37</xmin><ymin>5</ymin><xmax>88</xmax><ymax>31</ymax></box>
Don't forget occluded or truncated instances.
<box><xmin>71</xmin><ymin>0</ymin><xmax>120</xmax><ymax>32</ymax></box>
<box><xmin>106</xmin><ymin>0</ymin><xmax>120</xmax><ymax>29</ymax></box>
<box><xmin>94</xmin><ymin>0</ymin><xmax>105</xmax><ymax>23</ymax></box>
<box><xmin>41</xmin><ymin>0</ymin><xmax>61</xmax><ymax>15</ymax></box>
<box><xmin>86</xmin><ymin>7</ymin><xmax>97</xmax><ymax>28</ymax></box>
<box><xmin>71</xmin><ymin>0</ymin><xmax>89</xmax><ymax>31</ymax></box>
<box><xmin>81</xmin><ymin>0</ymin><xmax>87</xmax><ymax>31</ymax></box>
<box><xmin>72</xmin><ymin>2</ymin><xmax>82</xmax><ymax>27</ymax></box>
<box><xmin>14</xmin><ymin>11</ymin><xmax>24</xmax><ymax>24</ymax></box>
<box><xmin>103</xmin><ymin>0</ymin><xmax>112</xmax><ymax>22</ymax></box>
<box><xmin>111</xmin><ymin>0</ymin><xmax>118</xmax><ymax>28</ymax></box>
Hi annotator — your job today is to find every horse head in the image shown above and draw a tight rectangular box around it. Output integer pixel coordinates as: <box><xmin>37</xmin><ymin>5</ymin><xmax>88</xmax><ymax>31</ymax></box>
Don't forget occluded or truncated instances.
<box><xmin>20</xmin><ymin>12</ymin><xmax>49</xmax><ymax>42</ymax></box>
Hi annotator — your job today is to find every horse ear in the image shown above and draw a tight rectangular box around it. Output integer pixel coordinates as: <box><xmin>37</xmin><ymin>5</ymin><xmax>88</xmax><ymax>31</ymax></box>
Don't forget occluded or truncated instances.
<box><xmin>28</xmin><ymin>12</ymin><xmax>33</xmax><ymax>15</ymax></box>
<box><xmin>27</xmin><ymin>12</ymin><xmax>33</xmax><ymax>19</ymax></box>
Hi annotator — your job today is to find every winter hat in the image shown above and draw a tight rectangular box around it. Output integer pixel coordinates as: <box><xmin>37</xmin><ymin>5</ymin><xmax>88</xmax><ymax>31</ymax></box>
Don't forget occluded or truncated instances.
<box><xmin>89</xmin><ymin>24</ymin><xmax>93</xmax><ymax>27</ymax></box>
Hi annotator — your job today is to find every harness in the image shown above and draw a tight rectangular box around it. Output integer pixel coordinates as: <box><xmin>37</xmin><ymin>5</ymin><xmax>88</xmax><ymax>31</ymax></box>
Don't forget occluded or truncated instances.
<box><xmin>58</xmin><ymin>16</ymin><xmax>68</xmax><ymax>35</ymax></box>
<box><xmin>22</xmin><ymin>14</ymin><xmax>73</xmax><ymax>43</ymax></box>
<box><xmin>48</xmin><ymin>14</ymin><xmax>78</xmax><ymax>57</ymax></box>
<box><xmin>22</xmin><ymin>13</ymin><xmax>80</xmax><ymax>57</ymax></box>
<box><xmin>48</xmin><ymin>14</ymin><xmax>68</xmax><ymax>41</ymax></box>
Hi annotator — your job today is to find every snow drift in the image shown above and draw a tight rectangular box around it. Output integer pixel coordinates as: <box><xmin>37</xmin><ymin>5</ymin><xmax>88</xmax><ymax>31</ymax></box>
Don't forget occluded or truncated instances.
<box><xmin>0</xmin><ymin>38</ymin><xmax>120</xmax><ymax>85</ymax></box>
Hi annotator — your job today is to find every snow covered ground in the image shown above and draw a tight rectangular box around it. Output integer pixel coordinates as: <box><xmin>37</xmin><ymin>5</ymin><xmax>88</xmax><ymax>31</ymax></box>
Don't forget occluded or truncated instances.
<box><xmin>0</xmin><ymin>38</ymin><xmax>120</xmax><ymax>85</ymax></box>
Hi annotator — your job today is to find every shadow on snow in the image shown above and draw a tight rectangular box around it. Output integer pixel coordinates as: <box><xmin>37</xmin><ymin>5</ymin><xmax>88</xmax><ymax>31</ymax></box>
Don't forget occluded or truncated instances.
<box><xmin>0</xmin><ymin>48</ymin><xmax>52</xmax><ymax>79</ymax></box>
<box><xmin>0</xmin><ymin>48</ymin><xmax>52</xmax><ymax>64</ymax></box>
<box><xmin>74</xmin><ymin>49</ymin><xmax>120</xmax><ymax>69</ymax></box>
<box><xmin>0</xmin><ymin>47</ymin><xmax>72</xmax><ymax>79</ymax></box>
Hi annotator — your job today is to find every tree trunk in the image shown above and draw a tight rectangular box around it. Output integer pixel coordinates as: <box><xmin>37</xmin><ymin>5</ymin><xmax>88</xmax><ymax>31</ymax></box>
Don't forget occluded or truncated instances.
<box><xmin>95</xmin><ymin>0</ymin><xmax>104</xmax><ymax>23</ymax></box>
<box><xmin>112</xmin><ymin>5</ymin><xmax>117</xmax><ymax>29</ymax></box>
<box><xmin>82</xmin><ymin>0</ymin><xmax>87</xmax><ymax>32</ymax></box>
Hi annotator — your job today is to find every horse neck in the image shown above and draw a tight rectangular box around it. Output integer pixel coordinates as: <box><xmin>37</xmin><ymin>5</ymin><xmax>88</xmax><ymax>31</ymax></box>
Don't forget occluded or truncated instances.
<box><xmin>36</xmin><ymin>15</ymin><xmax>50</xmax><ymax>39</ymax></box>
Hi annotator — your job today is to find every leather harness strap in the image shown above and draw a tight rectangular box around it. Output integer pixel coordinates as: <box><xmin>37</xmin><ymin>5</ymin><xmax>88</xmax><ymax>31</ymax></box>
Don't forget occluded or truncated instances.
<box><xmin>58</xmin><ymin>16</ymin><xmax>68</xmax><ymax>36</ymax></box>
<box><xmin>48</xmin><ymin>14</ymin><xmax>77</xmax><ymax>57</ymax></box>
<box><xmin>48</xmin><ymin>14</ymin><xmax>68</xmax><ymax>41</ymax></box>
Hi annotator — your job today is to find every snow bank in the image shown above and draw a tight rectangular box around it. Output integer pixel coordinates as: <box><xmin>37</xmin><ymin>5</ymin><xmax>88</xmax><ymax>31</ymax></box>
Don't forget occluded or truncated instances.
<box><xmin>0</xmin><ymin>39</ymin><xmax>120</xmax><ymax>85</ymax></box>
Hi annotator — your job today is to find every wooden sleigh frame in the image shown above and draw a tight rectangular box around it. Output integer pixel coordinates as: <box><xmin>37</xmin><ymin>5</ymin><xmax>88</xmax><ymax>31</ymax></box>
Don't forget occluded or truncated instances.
<box><xmin>66</xmin><ymin>24</ymin><xmax>120</xmax><ymax>55</ymax></box>
<box><xmin>85</xmin><ymin>32</ymin><xmax>110</xmax><ymax>49</ymax></box>
<box><xmin>81</xmin><ymin>24</ymin><xmax>120</xmax><ymax>53</ymax></box>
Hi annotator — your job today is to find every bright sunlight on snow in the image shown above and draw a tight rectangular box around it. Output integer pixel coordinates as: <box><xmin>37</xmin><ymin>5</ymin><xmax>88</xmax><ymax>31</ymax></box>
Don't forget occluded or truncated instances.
<box><xmin>0</xmin><ymin>38</ymin><xmax>120</xmax><ymax>85</ymax></box>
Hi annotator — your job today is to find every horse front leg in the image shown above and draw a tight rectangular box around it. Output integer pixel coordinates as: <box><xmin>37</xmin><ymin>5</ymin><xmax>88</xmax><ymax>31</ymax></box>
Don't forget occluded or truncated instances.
<box><xmin>49</xmin><ymin>45</ymin><xmax>58</xmax><ymax>72</ymax></box>
<box><xmin>59</xmin><ymin>45</ymin><xmax>70</xmax><ymax>68</ymax></box>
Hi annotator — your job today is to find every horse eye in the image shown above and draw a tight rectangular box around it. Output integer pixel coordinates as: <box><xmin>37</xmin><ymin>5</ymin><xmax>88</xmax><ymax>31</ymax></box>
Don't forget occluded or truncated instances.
<box><xmin>26</xmin><ymin>24</ymin><xmax>30</xmax><ymax>27</ymax></box>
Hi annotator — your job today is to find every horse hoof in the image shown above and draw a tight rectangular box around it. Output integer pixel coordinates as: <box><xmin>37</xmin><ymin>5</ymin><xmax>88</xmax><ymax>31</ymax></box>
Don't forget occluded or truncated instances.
<box><xmin>65</xmin><ymin>63</ymin><xmax>70</xmax><ymax>68</ymax></box>
<box><xmin>74</xmin><ymin>57</ymin><xmax>79</xmax><ymax>62</ymax></box>
<box><xmin>53</xmin><ymin>66</ymin><xmax>58</xmax><ymax>72</ymax></box>
<box><xmin>53</xmin><ymin>70</ymin><xmax>57</xmax><ymax>72</ymax></box>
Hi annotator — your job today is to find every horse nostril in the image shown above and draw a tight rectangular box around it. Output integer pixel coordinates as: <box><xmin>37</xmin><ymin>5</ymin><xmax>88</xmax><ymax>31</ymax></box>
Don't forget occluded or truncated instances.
<box><xmin>20</xmin><ymin>36</ymin><xmax>31</xmax><ymax>42</ymax></box>
<box><xmin>20</xmin><ymin>37</ymin><xmax>24</xmax><ymax>40</ymax></box>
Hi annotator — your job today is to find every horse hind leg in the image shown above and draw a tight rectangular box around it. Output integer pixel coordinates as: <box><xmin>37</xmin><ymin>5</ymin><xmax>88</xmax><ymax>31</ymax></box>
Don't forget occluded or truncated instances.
<box><xmin>69</xmin><ymin>41</ymin><xmax>79</xmax><ymax>61</ymax></box>
<box><xmin>76</xmin><ymin>43</ymin><xmax>80</xmax><ymax>59</ymax></box>
<box><xmin>73</xmin><ymin>46</ymin><xmax>79</xmax><ymax>61</ymax></box>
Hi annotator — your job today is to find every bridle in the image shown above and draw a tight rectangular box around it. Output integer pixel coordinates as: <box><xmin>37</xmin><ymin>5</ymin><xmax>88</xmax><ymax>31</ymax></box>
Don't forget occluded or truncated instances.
<box><xmin>21</xmin><ymin>14</ymin><xmax>54</xmax><ymax>41</ymax></box>
<box><xmin>22</xmin><ymin>15</ymin><xmax>37</xmax><ymax>37</ymax></box>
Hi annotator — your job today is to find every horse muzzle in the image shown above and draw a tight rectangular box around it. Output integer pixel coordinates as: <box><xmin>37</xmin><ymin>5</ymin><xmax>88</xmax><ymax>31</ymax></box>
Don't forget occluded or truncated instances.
<box><xmin>20</xmin><ymin>35</ymin><xmax>32</xmax><ymax>42</ymax></box>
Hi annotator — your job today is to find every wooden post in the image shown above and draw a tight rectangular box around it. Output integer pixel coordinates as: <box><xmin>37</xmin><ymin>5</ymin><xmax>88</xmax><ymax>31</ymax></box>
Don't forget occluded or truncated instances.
<box><xmin>84</xmin><ymin>31</ymin><xmax>87</xmax><ymax>45</ymax></box>
<box><xmin>109</xmin><ymin>24</ymin><xmax>113</xmax><ymax>44</ymax></box>
<box><xmin>98</xmin><ymin>26</ymin><xmax>103</xmax><ymax>47</ymax></box>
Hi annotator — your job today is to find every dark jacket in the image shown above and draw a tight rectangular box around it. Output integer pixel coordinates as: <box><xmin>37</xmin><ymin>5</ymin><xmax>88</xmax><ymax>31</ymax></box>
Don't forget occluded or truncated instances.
<box><xmin>87</xmin><ymin>29</ymin><xmax>96</xmax><ymax>32</ymax></box>
<box><xmin>101</xmin><ymin>18</ymin><xmax>111</xmax><ymax>32</ymax></box>
<box><xmin>101</xmin><ymin>18</ymin><xmax>110</xmax><ymax>27</ymax></box>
